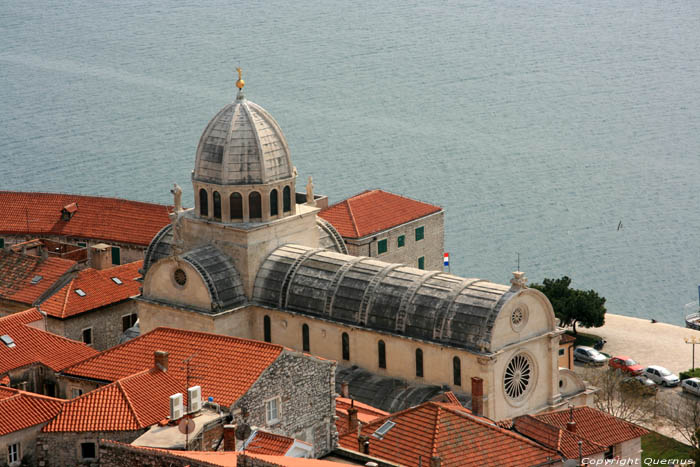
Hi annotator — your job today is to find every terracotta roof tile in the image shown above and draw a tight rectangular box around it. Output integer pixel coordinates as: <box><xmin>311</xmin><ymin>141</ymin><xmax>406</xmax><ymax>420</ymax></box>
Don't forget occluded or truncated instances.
<box><xmin>40</xmin><ymin>261</ymin><xmax>142</xmax><ymax>318</ymax></box>
<box><xmin>513</xmin><ymin>415</ymin><xmax>604</xmax><ymax>459</ymax></box>
<box><xmin>0</xmin><ymin>191</ymin><xmax>171</xmax><ymax>246</ymax></box>
<box><xmin>339</xmin><ymin>401</ymin><xmax>558</xmax><ymax>467</ymax></box>
<box><xmin>243</xmin><ymin>430</ymin><xmax>297</xmax><ymax>456</ymax></box>
<box><xmin>335</xmin><ymin>397</ymin><xmax>388</xmax><ymax>435</ymax></box>
<box><xmin>0</xmin><ymin>387</ymin><xmax>64</xmax><ymax>435</ymax></box>
<box><xmin>319</xmin><ymin>189</ymin><xmax>441</xmax><ymax>239</ymax></box>
<box><xmin>0</xmin><ymin>250</ymin><xmax>76</xmax><ymax>305</ymax></box>
<box><xmin>0</xmin><ymin>308</ymin><xmax>99</xmax><ymax>374</ymax></box>
<box><xmin>43</xmin><ymin>368</ymin><xmax>184</xmax><ymax>432</ymax></box>
<box><xmin>61</xmin><ymin>327</ymin><xmax>283</xmax><ymax>407</ymax></box>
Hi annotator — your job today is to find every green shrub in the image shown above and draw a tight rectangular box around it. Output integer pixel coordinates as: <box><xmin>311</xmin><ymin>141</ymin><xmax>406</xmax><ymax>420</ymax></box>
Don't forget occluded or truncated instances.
<box><xmin>679</xmin><ymin>368</ymin><xmax>700</xmax><ymax>380</ymax></box>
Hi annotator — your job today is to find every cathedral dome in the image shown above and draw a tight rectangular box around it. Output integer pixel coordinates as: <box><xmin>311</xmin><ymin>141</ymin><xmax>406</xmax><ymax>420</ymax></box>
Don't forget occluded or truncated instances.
<box><xmin>193</xmin><ymin>92</ymin><xmax>293</xmax><ymax>185</ymax></box>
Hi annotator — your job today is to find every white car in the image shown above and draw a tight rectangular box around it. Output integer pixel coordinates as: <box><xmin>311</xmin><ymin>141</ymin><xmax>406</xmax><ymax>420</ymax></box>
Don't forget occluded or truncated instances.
<box><xmin>573</xmin><ymin>346</ymin><xmax>608</xmax><ymax>365</ymax></box>
<box><xmin>682</xmin><ymin>378</ymin><xmax>700</xmax><ymax>397</ymax></box>
<box><xmin>642</xmin><ymin>365</ymin><xmax>680</xmax><ymax>387</ymax></box>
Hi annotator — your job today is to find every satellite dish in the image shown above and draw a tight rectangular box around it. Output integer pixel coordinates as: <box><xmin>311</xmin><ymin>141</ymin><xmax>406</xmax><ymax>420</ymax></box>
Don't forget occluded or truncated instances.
<box><xmin>178</xmin><ymin>417</ymin><xmax>195</xmax><ymax>435</ymax></box>
<box><xmin>236</xmin><ymin>423</ymin><xmax>252</xmax><ymax>440</ymax></box>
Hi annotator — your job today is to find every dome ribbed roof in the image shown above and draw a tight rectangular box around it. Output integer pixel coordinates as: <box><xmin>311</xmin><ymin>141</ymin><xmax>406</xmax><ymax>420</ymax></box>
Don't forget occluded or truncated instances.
<box><xmin>194</xmin><ymin>94</ymin><xmax>293</xmax><ymax>185</ymax></box>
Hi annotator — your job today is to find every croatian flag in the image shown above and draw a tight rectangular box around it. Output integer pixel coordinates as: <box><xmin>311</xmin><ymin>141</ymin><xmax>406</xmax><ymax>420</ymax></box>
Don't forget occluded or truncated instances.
<box><xmin>444</xmin><ymin>252</ymin><xmax>449</xmax><ymax>267</ymax></box>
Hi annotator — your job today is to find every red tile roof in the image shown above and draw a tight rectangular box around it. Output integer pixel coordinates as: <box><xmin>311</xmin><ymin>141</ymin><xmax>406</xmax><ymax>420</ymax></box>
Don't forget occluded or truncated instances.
<box><xmin>0</xmin><ymin>308</ymin><xmax>99</xmax><ymax>374</ymax></box>
<box><xmin>319</xmin><ymin>189</ymin><xmax>441</xmax><ymax>238</ymax></box>
<box><xmin>0</xmin><ymin>250</ymin><xmax>76</xmax><ymax>305</ymax></box>
<box><xmin>40</xmin><ymin>261</ymin><xmax>142</xmax><ymax>319</ymax></box>
<box><xmin>61</xmin><ymin>327</ymin><xmax>283</xmax><ymax>407</ymax></box>
<box><xmin>0</xmin><ymin>387</ymin><xmax>64</xmax><ymax>435</ymax></box>
<box><xmin>243</xmin><ymin>430</ymin><xmax>297</xmax><ymax>456</ymax></box>
<box><xmin>513</xmin><ymin>415</ymin><xmax>604</xmax><ymax>459</ymax></box>
<box><xmin>43</xmin><ymin>368</ymin><xmax>184</xmax><ymax>432</ymax></box>
<box><xmin>560</xmin><ymin>334</ymin><xmax>576</xmax><ymax>344</ymax></box>
<box><xmin>0</xmin><ymin>191</ymin><xmax>171</xmax><ymax>246</ymax></box>
<box><xmin>335</xmin><ymin>397</ymin><xmax>388</xmax><ymax>435</ymax></box>
<box><xmin>339</xmin><ymin>401</ymin><xmax>558</xmax><ymax>467</ymax></box>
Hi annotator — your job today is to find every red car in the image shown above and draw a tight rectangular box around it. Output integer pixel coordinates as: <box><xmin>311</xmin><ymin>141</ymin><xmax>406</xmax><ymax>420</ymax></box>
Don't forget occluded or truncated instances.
<box><xmin>608</xmin><ymin>355</ymin><xmax>644</xmax><ymax>375</ymax></box>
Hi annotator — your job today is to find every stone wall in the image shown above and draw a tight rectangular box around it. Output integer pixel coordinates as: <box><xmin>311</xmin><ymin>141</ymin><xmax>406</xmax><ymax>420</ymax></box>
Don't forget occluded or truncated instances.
<box><xmin>344</xmin><ymin>211</ymin><xmax>444</xmax><ymax>271</ymax></box>
<box><xmin>36</xmin><ymin>429</ymin><xmax>146</xmax><ymax>467</ymax></box>
<box><xmin>0</xmin><ymin>424</ymin><xmax>47</xmax><ymax>467</ymax></box>
<box><xmin>57</xmin><ymin>374</ymin><xmax>102</xmax><ymax>400</ymax></box>
<box><xmin>231</xmin><ymin>350</ymin><xmax>337</xmax><ymax>457</ymax></box>
<box><xmin>45</xmin><ymin>299</ymin><xmax>138</xmax><ymax>351</ymax></box>
<box><xmin>7</xmin><ymin>363</ymin><xmax>59</xmax><ymax>397</ymax></box>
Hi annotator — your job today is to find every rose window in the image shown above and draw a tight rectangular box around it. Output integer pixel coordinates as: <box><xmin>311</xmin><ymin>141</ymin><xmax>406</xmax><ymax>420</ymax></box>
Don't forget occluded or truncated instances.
<box><xmin>504</xmin><ymin>353</ymin><xmax>532</xmax><ymax>400</ymax></box>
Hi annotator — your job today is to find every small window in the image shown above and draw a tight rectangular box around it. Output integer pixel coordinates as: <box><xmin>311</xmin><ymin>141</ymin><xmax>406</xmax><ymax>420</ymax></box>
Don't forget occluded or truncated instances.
<box><xmin>302</xmin><ymin>324</ymin><xmax>310</xmax><ymax>352</ymax></box>
<box><xmin>1</xmin><ymin>334</ymin><xmax>15</xmax><ymax>348</ymax></box>
<box><xmin>72</xmin><ymin>388</ymin><xmax>83</xmax><ymax>399</ymax></box>
<box><xmin>453</xmin><ymin>356</ymin><xmax>461</xmax><ymax>386</ymax></box>
<box><xmin>31</xmin><ymin>275</ymin><xmax>43</xmax><ymax>284</ymax></box>
<box><xmin>418</xmin><ymin>257</ymin><xmax>425</xmax><ymax>270</ymax></box>
<box><xmin>213</xmin><ymin>191</ymin><xmax>222</xmax><ymax>220</ymax></box>
<box><xmin>75</xmin><ymin>289</ymin><xmax>86</xmax><ymax>297</ymax></box>
<box><xmin>249</xmin><ymin>192</ymin><xmax>262</xmax><ymax>219</ymax></box>
<box><xmin>265</xmin><ymin>397</ymin><xmax>281</xmax><ymax>424</ymax></box>
<box><xmin>270</xmin><ymin>189</ymin><xmax>279</xmax><ymax>216</ymax></box>
<box><xmin>558</xmin><ymin>348</ymin><xmax>565</xmax><ymax>356</ymax></box>
<box><xmin>199</xmin><ymin>188</ymin><xmax>209</xmax><ymax>216</ymax></box>
<box><xmin>378</xmin><ymin>340</ymin><xmax>386</xmax><ymax>369</ymax></box>
<box><xmin>230</xmin><ymin>193</ymin><xmax>243</xmax><ymax>220</ymax></box>
<box><xmin>82</xmin><ymin>328</ymin><xmax>92</xmax><ymax>345</ymax></box>
<box><xmin>111</xmin><ymin>246</ymin><xmax>120</xmax><ymax>265</ymax></box>
<box><xmin>283</xmin><ymin>186</ymin><xmax>291</xmax><ymax>212</ymax></box>
<box><xmin>415</xmin><ymin>226</ymin><xmax>424</xmax><ymax>241</ymax></box>
<box><xmin>111</xmin><ymin>277</ymin><xmax>123</xmax><ymax>285</ymax></box>
<box><xmin>372</xmin><ymin>420</ymin><xmax>396</xmax><ymax>439</ymax></box>
<box><xmin>397</xmin><ymin>235</ymin><xmax>405</xmax><ymax>248</ymax></box>
<box><xmin>263</xmin><ymin>316</ymin><xmax>271</xmax><ymax>343</ymax></box>
<box><xmin>122</xmin><ymin>313</ymin><xmax>137</xmax><ymax>332</ymax></box>
<box><xmin>377</xmin><ymin>239</ymin><xmax>387</xmax><ymax>255</ymax></box>
<box><xmin>342</xmin><ymin>332</ymin><xmax>350</xmax><ymax>361</ymax></box>
<box><xmin>415</xmin><ymin>348</ymin><xmax>424</xmax><ymax>377</ymax></box>
<box><xmin>80</xmin><ymin>442</ymin><xmax>96</xmax><ymax>460</ymax></box>
<box><xmin>8</xmin><ymin>443</ymin><xmax>19</xmax><ymax>464</ymax></box>
<box><xmin>0</xmin><ymin>238</ymin><xmax>5</xmax><ymax>249</ymax></box>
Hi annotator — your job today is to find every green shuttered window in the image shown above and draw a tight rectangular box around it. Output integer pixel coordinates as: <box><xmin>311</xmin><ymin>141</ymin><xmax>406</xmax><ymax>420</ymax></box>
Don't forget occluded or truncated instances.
<box><xmin>415</xmin><ymin>226</ymin><xmax>424</xmax><ymax>241</ymax></box>
<box><xmin>377</xmin><ymin>239</ymin><xmax>387</xmax><ymax>255</ymax></box>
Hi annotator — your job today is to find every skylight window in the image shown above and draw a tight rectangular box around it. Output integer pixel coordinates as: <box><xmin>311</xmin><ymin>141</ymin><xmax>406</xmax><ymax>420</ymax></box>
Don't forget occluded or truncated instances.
<box><xmin>1</xmin><ymin>334</ymin><xmax>16</xmax><ymax>348</ymax></box>
<box><xmin>30</xmin><ymin>275</ymin><xmax>43</xmax><ymax>285</ymax></box>
<box><xmin>372</xmin><ymin>420</ymin><xmax>395</xmax><ymax>439</ymax></box>
<box><xmin>75</xmin><ymin>289</ymin><xmax>86</xmax><ymax>297</ymax></box>
<box><xmin>111</xmin><ymin>277</ymin><xmax>123</xmax><ymax>285</ymax></box>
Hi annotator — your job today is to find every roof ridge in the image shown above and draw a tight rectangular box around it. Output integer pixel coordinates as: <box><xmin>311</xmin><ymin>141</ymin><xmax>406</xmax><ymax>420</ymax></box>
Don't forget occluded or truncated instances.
<box><xmin>116</xmin><ymin>372</ymin><xmax>150</xmax><ymax>427</ymax></box>
<box><xmin>0</xmin><ymin>190</ymin><xmax>170</xmax><ymax>208</ymax></box>
<box><xmin>344</xmin><ymin>200</ymin><xmax>361</xmax><ymax>238</ymax></box>
<box><xmin>431</xmin><ymin>404</ymin><xmax>441</xmax><ymax>458</ymax></box>
<box><xmin>58</xmin><ymin>278</ymin><xmax>75</xmax><ymax>318</ymax></box>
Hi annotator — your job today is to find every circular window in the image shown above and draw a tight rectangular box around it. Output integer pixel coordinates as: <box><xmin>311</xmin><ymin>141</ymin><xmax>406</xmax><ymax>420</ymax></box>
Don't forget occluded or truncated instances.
<box><xmin>174</xmin><ymin>268</ymin><xmax>187</xmax><ymax>286</ymax></box>
<box><xmin>510</xmin><ymin>306</ymin><xmax>528</xmax><ymax>332</ymax></box>
<box><xmin>504</xmin><ymin>353</ymin><xmax>533</xmax><ymax>401</ymax></box>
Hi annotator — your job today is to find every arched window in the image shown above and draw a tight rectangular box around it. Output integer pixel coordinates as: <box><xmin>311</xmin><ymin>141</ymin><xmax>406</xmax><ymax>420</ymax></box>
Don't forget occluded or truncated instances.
<box><xmin>302</xmin><ymin>324</ymin><xmax>310</xmax><ymax>352</ymax></box>
<box><xmin>230</xmin><ymin>193</ymin><xmax>243</xmax><ymax>220</ymax></box>
<box><xmin>342</xmin><ymin>332</ymin><xmax>350</xmax><ymax>361</ymax></box>
<box><xmin>263</xmin><ymin>315</ymin><xmax>271</xmax><ymax>343</ymax></box>
<box><xmin>415</xmin><ymin>349</ymin><xmax>423</xmax><ymax>377</ymax></box>
<box><xmin>378</xmin><ymin>340</ymin><xmax>386</xmax><ymax>369</ymax></box>
<box><xmin>283</xmin><ymin>186</ymin><xmax>291</xmax><ymax>212</ymax></box>
<box><xmin>199</xmin><ymin>188</ymin><xmax>208</xmax><ymax>217</ymax></box>
<box><xmin>453</xmin><ymin>356</ymin><xmax>461</xmax><ymax>386</ymax></box>
<box><xmin>213</xmin><ymin>191</ymin><xmax>221</xmax><ymax>220</ymax></box>
<box><xmin>270</xmin><ymin>189</ymin><xmax>279</xmax><ymax>216</ymax></box>
<box><xmin>249</xmin><ymin>192</ymin><xmax>262</xmax><ymax>219</ymax></box>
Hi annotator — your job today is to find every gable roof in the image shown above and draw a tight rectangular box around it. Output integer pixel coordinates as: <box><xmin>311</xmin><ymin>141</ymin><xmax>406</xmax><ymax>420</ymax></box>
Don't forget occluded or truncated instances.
<box><xmin>40</xmin><ymin>261</ymin><xmax>142</xmax><ymax>319</ymax></box>
<box><xmin>0</xmin><ymin>308</ymin><xmax>99</xmax><ymax>374</ymax></box>
<box><xmin>242</xmin><ymin>430</ymin><xmax>298</xmax><ymax>456</ymax></box>
<box><xmin>339</xmin><ymin>401</ymin><xmax>558</xmax><ymax>467</ymax></box>
<box><xmin>513</xmin><ymin>415</ymin><xmax>605</xmax><ymax>459</ymax></box>
<box><xmin>0</xmin><ymin>250</ymin><xmax>76</xmax><ymax>305</ymax></box>
<box><xmin>61</xmin><ymin>327</ymin><xmax>284</xmax><ymax>407</ymax></box>
<box><xmin>0</xmin><ymin>387</ymin><xmax>64</xmax><ymax>435</ymax></box>
<box><xmin>319</xmin><ymin>189</ymin><xmax>441</xmax><ymax>239</ymax></box>
<box><xmin>0</xmin><ymin>191</ymin><xmax>171</xmax><ymax>246</ymax></box>
<box><xmin>43</xmin><ymin>368</ymin><xmax>183</xmax><ymax>432</ymax></box>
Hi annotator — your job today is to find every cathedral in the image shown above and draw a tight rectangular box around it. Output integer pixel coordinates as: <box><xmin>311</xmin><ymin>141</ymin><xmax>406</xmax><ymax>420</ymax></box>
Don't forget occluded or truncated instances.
<box><xmin>137</xmin><ymin>72</ymin><xmax>592</xmax><ymax>421</ymax></box>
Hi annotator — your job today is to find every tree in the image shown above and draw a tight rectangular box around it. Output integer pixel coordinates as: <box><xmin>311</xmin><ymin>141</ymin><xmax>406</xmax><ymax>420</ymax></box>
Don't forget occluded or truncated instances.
<box><xmin>530</xmin><ymin>276</ymin><xmax>606</xmax><ymax>334</ymax></box>
<box><xmin>582</xmin><ymin>367</ymin><xmax>656</xmax><ymax>425</ymax></box>
<box><xmin>666</xmin><ymin>395</ymin><xmax>700</xmax><ymax>463</ymax></box>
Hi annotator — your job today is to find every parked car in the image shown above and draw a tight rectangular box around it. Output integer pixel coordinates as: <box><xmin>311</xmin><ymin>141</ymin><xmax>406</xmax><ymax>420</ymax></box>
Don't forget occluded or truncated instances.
<box><xmin>642</xmin><ymin>366</ymin><xmax>680</xmax><ymax>387</ymax></box>
<box><xmin>682</xmin><ymin>378</ymin><xmax>700</xmax><ymax>397</ymax></box>
<box><xmin>573</xmin><ymin>346</ymin><xmax>608</xmax><ymax>365</ymax></box>
<box><xmin>621</xmin><ymin>375</ymin><xmax>658</xmax><ymax>396</ymax></box>
<box><xmin>608</xmin><ymin>356</ymin><xmax>644</xmax><ymax>375</ymax></box>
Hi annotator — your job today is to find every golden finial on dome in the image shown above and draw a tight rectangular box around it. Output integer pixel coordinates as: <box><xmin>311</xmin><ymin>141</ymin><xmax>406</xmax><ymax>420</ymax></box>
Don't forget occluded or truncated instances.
<box><xmin>236</xmin><ymin>67</ymin><xmax>245</xmax><ymax>90</ymax></box>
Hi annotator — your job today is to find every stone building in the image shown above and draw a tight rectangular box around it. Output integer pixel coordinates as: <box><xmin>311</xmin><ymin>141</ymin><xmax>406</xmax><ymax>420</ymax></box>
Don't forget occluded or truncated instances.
<box><xmin>38</xmin><ymin>261</ymin><xmax>142</xmax><ymax>350</ymax></box>
<box><xmin>0</xmin><ymin>191</ymin><xmax>171</xmax><ymax>265</ymax></box>
<box><xmin>319</xmin><ymin>189</ymin><xmax>444</xmax><ymax>271</ymax></box>
<box><xmin>136</xmin><ymin>74</ymin><xmax>592</xmax><ymax>422</ymax></box>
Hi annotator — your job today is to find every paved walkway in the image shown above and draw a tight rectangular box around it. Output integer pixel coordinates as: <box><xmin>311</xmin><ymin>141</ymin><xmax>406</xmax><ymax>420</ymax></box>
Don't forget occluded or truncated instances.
<box><xmin>576</xmin><ymin>313</ymin><xmax>700</xmax><ymax>376</ymax></box>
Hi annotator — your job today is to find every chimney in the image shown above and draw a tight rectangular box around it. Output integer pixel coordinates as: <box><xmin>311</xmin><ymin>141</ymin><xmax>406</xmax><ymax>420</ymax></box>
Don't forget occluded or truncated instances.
<box><xmin>430</xmin><ymin>456</ymin><xmax>442</xmax><ymax>467</ymax></box>
<box><xmin>358</xmin><ymin>435</ymin><xmax>370</xmax><ymax>455</ymax></box>
<box><xmin>348</xmin><ymin>402</ymin><xmax>359</xmax><ymax>432</ymax></box>
<box><xmin>154</xmin><ymin>351</ymin><xmax>169</xmax><ymax>372</ymax></box>
<box><xmin>90</xmin><ymin>243</ymin><xmax>111</xmax><ymax>270</ymax></box>
<box><xmin>341</xmin><ymin>381</ymin><xmax>349</xmax><ymax>398</ymax></box>
<box><xmin>223</xmin><ymin>424</ymin><xmax>237</xmax><ymax>451</ymax></box>
<box><xmin>471</xmin><ymin>377</ymin><xmax>483</xmax><ymax>417</ymax></box>
<box><xmin>566</xmin><ymin>405</ymin><xmax>577</xmax><ymax>433</ymax></box>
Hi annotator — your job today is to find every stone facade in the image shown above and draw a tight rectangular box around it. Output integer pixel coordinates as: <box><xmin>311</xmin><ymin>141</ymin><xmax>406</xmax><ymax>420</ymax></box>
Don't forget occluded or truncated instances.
<box><xmin>6</xmin><ymin>363</ymin><xmax>59</xmax><ymax>398</ymax></box>
<box><xmin>43</xmin><ymin>299</ymin><xmax>138</xmax><ymax>351</ymax></box>
<box><xmin>0</xmin><ymin>424</ymin><xmax>47</xmax><ymax>467</ymax></box>
<box><xmin>231</xmin><ymin>350</ymin><xmax>337</xmax><ymax>457</ymax></box>
<box><xmin>36</xmin><ymin>429</ymin><xmax>146</xmax><ymax>467</ymax></box>
<box><xmin>344</xmin><ymin>210</ymin><xmax>445</xmax><ymax>271</ymax></box>
<box><xmin>99</xmin><ymin>443</ymin><xmax>285</xmax><ymax>467</ymax></box>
